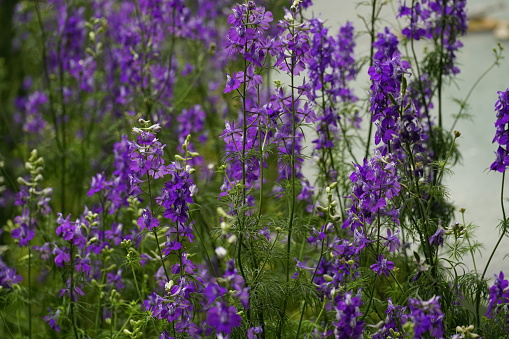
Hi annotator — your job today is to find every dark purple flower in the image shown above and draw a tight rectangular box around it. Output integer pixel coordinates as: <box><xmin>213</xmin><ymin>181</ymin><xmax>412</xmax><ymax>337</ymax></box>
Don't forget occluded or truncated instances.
<box><xmin>75</xmin><ymin>254</ymin><xmax>91</xmax><ymax>274</ymax></box>
<box><xmin>487</xmin><ymin>271</ymin><xmax>509</xmax><ymax>318</ymax></box>
<box><xmin>373</xmin><ymin>27</ymin><xmax>399</xmax><ymax>63</ymax></box>
<box><xmin>368</xmin><ymin>50</ymin><xmax>411</xmax><ymax>145</ymax></box>
<box><xmin>156</xmin><ymin>163</ymin><xmax>195</xmax><ymax>224</ymax></box>
<box><xmin>137</xmin><ymin>209</ymin><xmax>160</xmax><ymax>231</ymax></box>
<box><xmin>398</xmin><ymin>0</ymin><xmax>467</xmax><ymax>75</ymax></box>
<box><xmin>370</xmin><ymin>254</ymin><xmax>395</xmax><ymax>277</ymax></box>
<box><xmin>206</xmin><ymin>301</ymin><xmax>242</xmax><ymax>335</ymax></box>
<box><xmin>429</xmin><ymin>227</ymin><xmax>445</xmax><ymax>247</ymax></box>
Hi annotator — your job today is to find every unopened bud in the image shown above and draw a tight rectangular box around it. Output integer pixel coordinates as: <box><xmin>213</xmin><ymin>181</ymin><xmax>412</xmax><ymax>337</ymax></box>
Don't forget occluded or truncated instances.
<box><xmin>215</xmin><ymin>246</ymin><xmax>227</xmax><ymax>258</ymax></box>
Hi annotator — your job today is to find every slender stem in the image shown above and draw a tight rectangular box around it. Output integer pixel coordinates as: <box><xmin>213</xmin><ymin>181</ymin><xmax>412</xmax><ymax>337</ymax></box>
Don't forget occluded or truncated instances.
<box><xmin>0</xmin><ymin>311</ymin><xmax>15</xmax><ymax>339</ymax></box>
<box><xmin>475</xmin><ymin>171</ymin><xmax>507</xmax><ymax>327</ymax></box>
<box><xmin>437</xmin><ymin>0</ymin><xmax>447</xmax><ymax>130</ymax></box>
<box><xmin>365</xmin><ymin>0</ymin><xmax>378</xmax><ymax>159</ymax></box>
<box><xmin>461</xmin><ymin>210</ymin><xmax>478</xmax><ymax>275</ymax></box>
<box><xmin>131</xmin><ymin>265</ymin><xmax>144</xmax><ymax>303</ymax></box>
<box><xmin>449</xmin><ymin>58</ymin><xmax>501</xmax><ymax>133</ymax></box>
<box><xmin>296</xmin><ymin>233</ymin><xmax>327</xmax><ymax>337</ymax></box>
<box><xmin>69</xmin><ymin>244</ymin><xmax>80</xmax><ymax>339</ymax></box>
<box><xmin>147</xmin><ymin>177</ymin><xmax>169</xmax><ymax>281</ymax></box>
<box><xmin>28</xmin><ymin>245</ymin><xmax>32</xmax><ymax>338</ymax></box>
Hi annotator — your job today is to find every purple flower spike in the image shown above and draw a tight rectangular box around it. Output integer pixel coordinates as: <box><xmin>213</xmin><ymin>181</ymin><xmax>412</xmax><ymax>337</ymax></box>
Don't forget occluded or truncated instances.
<box><xmin>333</xmin><ymin>293</ymin><xmax>364</xmax><ymax>339</ymax></box>
<box><xmin>491</xmin><ymin>89</ymin><xmax>509</xmax><ymax>172</ymax></box>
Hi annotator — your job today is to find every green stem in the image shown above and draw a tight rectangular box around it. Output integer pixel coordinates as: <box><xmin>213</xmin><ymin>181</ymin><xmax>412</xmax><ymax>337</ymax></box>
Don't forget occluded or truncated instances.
<box><xmin>461</xmin><ymin>210</ymin><xmax>478</xmax><ymax>275</ymax></box>
<box><xmin>365</xmin><ymin>0</ymin><xmax>378</xmax><ymax>159</ymax></box>
<box><xmin>0</xmin><ymin>311</ymin><xmax>14</xmax><ymax>339</ymax></box>
<box><xmin>69</xmin><ymin>244</ymin><xmax>80</xmax><ymax>338</ymax></box>
<box><xmin>131</xmin><ymin>265</ymin><xmax>144</xmax><ymax>303</ymax></box>
<box><xmin>476</xmin><ymin>171</ymin><xmax>507</xmax><ymax>326</ymax></box>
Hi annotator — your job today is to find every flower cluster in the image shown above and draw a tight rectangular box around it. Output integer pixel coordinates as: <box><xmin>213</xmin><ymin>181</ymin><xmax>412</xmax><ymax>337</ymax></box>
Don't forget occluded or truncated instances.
<box><xmin>333</xmin><ymin>292</ymin><xmax>364</xmax><ymax>338</ymax></box>
<box><xmin>0</xmin><ymin>258</ymin><xmax>23</xmax><ymax>288</ymax></box>
<box><xmin>369</xmin><ymin>32</ymin><xmax>411</xmax><ymax>145</ymax></box>
<box><xmin>398</xmin><ymin>0</ymin><xmax>467</xmax><ymax>75</ymax></box>
<box><xmin>372</xmin><ymin>298</ymin><xmax>409</xmax><ymax>339</ymax></box>
<box><xmin>343</xmin><ymin>151</ymin><xmax>401</xmax><ymax>232</ymax></box>
<box><xmin>308</xmin><ymin>19</ymin><xmax>358</xmax><ymax>153</ymax></box>
<box><xmin>408</xmin><ymin>296</ymin><xmax>445</xmax><ymax>338</ymax></box>
<box><xmin>88</xmin><ymin>136</ymin><xmax>132</xmax><ymax>214</ymax></box>
<box><xmin>486</xmin><ymin>271</ymin><xmax>509</xmax><ymax>320</ymax></box>
<box><xmin>491</xmin><ymin>89</ymin><xmax>509</xmax><ymax>172</ymax></box>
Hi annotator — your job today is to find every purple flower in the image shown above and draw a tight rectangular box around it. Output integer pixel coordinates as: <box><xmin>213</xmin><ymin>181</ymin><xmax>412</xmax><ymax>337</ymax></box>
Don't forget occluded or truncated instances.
<box><xmin>11</xmin><ymin>223</ymin><xmax>35</xmax><ymax>247</ymax></box>
<box><xmin>398</xmin><ymin>0</ymin><xmax>467</xmax><ymax>75</ymax></box>
<box><xmin>373</xmin><ymin>27</ymin><xmax>399</xmax><ymax>63</ymax></box>
<box><xmin>429</xmin><ymin>227</ymin><xmax>445</xmax><ymax>247</ymax></box>
<box><xmin>156</xmin><ymin>163</ymin><xmax>195</xmax><ymax>224</ymax></box>
<box><xmin>370</xmin><ymin>254</ymin><xmax>395</xmax><ymax>277</ymax></box>
<box><xmin>206</xmin><ymin>301</ymin><xmax>242</xmax><ymax>335</ymax></box>
<box><xmin>247</xmin><ymin>326</ymin><xmax>263</xmax><ymax>339</ymax></box>
<box><xmin>368</xmin><ymin>50</ymin><xmax>411</xmax><ymax>145</ymax></box>
<box><xmin>107</xmin><ymin>269</ymin><xmax>125</xmax><ymax>291</ymax></box>
<box><xmin>137</xmin><ymin>209</ymin><xmax>160</xmax><ymax>231</ymax></box>
<box><xmin>408</xmin><ymin>296</ymin><xmax>445</xmax><ymax>338</ymax></box>
<box><xmin>383</xmin><ymin>228</ymin><xmax>401</xmax><ymax>252</ymax></box>
<box><xmin>75</xmin><ymin>254</ymin><xmax>91</xmax><ymax>274</ymax></box>
<box><xmin>0</xmin><ymin>258</ymin><xmax>23</xmax><ymax>288</ymax></box>
<box><xmin>487</xmin><ymin>271</ymin><xmax>509</xmax><ymax>319</ymax></box>
<box><xmin>373</xmin><ymin>298</ymin><xmax>409</xmax><ymax>338</ymax></box>
<box><xmin>333</xmin><ymin>292</ymin><xmax>364</xmax><ymax>339</ymax></box>
<box><xmin>43</xmin><ymin>308</ymin><xmax>61</xmax><ymax>332</ymax></box>
<box><xmin>343</xmin><ymin>151</ymin><xmax>401</xmax><ymax>232</ymax></box>
<box><xmin>224</xmin><ymin>72</ymin><xmax>243</xmax><ymax>93</ymax></box>
<box><xmin>53</xmin><ymin>245</ymin><xmax>70</xmax><ymax>267</ymax></box>
<box><xmin>56</xmin><ymin>213</ymin><xmax>86</xmax><ymax>247</ymax></box>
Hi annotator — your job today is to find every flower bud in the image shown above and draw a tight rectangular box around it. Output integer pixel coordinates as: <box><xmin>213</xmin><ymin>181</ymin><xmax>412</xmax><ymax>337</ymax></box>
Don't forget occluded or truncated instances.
<box><xmin>215</xmin><ymin>246</ymin><xmax>227</xmax><ymax>258</ymax></box>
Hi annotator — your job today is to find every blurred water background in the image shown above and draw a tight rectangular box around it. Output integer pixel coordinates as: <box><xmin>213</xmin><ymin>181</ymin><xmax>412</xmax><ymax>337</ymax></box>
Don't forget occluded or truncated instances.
<box><xmin>302</xmin><ymin>0</ymin><xmax>509</xmax><ymax>279</ymax></box>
